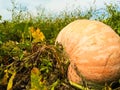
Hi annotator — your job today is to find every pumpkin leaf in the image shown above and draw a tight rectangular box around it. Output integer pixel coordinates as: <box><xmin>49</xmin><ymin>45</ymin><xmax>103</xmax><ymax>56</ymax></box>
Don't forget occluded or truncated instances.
<box><xmin>7</xmin><ymin>72</ymin><xmax>16</xmax><ymax>90</ymax></box>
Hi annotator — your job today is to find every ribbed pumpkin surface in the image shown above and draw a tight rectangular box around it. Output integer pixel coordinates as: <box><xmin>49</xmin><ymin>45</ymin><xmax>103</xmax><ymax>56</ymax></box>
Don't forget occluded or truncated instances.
<box><xmin>56</xmin><ymin>19</ymin><xmax>120</xmax><ymax>84</ymax></box>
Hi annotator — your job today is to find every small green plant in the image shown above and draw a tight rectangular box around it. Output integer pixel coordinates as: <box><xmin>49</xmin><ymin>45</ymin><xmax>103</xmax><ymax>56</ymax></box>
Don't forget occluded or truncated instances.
<box><xmin>102</xmin><ymin>3</ymin><xmax>120</xmax><ymax>35</ymax></box>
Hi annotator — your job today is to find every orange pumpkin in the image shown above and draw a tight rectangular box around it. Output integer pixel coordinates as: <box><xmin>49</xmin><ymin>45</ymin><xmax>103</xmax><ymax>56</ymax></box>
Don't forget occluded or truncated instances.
<box><xmin>56</xmin><ymin>19</ymin><xmax>120</xmax><ymax>84</ymax></box>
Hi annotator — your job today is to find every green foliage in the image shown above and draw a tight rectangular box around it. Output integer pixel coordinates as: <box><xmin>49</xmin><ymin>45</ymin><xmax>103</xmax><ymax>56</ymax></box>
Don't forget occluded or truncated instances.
<box><xmin>103</xmin><ymin>3</ymin><xmax>120</xmax><ymax>35</ymax></box>
<box><xmin>0</xmin><ymin>15</ymin><xmax>2</xmax><ymax>20</ymax></box>
<box><xmin>0</xmin><ymin>40</ymin><xmax>22</xmax><ymax>56</ymax></box>
<box><xmin>0</xmin><ymin>43</ymin><xmax>70</xmax><ymax>90</ymax></box>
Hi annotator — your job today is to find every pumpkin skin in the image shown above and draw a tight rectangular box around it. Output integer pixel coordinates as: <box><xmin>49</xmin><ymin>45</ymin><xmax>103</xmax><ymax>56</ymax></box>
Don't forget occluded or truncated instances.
<box><xmin>56</xmin><ymin>19</ymin><xmax>120</xmax><ymax>84</ymax></box>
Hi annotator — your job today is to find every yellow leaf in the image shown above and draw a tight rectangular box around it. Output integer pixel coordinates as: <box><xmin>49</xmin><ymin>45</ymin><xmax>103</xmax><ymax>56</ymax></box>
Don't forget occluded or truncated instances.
<box><xmin>31</xmin><ymin>67</ymin><xmax>40</xmax><ymax>75</ymax></box>
<box><xmin>36</xmin><ymin>28</ymin><xmax>41</xmax><ymax>33</ymax></box>
<box><xmin>39</xmin><ymin>32</ymin><xmax>45</xmax><ymax>41</ymax></box>
<box><xmin>29</xmin><ymin>27</ymin><xmax>45</xmax><ymax>43</ymax></box>
<box><xmin>7</xmin><ymin>72</ymin><xmax>16</xmax><ymax>90</ymax></box>
<box><xmin>29</xmin><ymin>27</ymin><xmax>35</xmax><ymax>33</ymax></box>
<box><xmin>1</xmin><ymin>70</ymin><xmax>9</xmax><ymax>85</ymax></box>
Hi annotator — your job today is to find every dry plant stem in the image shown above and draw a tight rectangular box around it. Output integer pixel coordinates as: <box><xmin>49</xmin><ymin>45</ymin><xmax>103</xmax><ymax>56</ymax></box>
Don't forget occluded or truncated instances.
<box><xmin>72</xmin><ymin>63</ymin><xmax>88</xmax><ymax>87</ymax></box>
